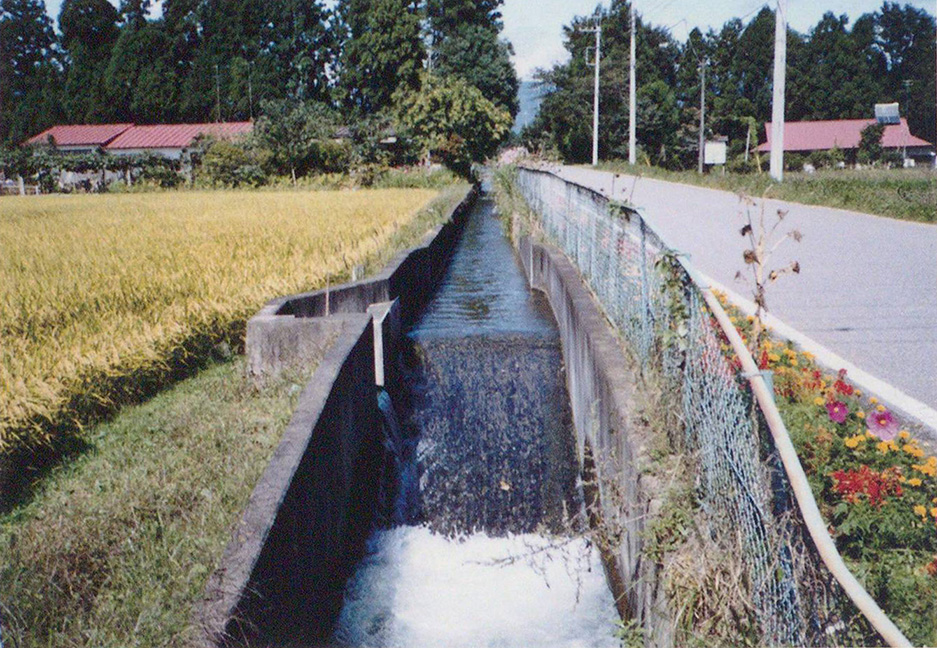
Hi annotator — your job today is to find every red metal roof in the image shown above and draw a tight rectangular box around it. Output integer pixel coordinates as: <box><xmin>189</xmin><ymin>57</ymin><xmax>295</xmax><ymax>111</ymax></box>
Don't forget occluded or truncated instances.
<box><xmin>757</xmin><ymin>118</ymin><xmax>933</xmax><ymax>152</ymax></box>
<box><xmin>24</xmin><ymin>124</ymin><xmax>134</xmax><ymax>147</ymax></box>
<box><xmin>106</xmin><ymin>122</ymin><xmax>253</xmax><ymax>150</ymax></box>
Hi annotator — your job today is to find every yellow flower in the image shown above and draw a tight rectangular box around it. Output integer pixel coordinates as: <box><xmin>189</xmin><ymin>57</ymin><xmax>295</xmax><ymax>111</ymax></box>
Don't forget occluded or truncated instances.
<box><xmin>866</xmin><ymin>430</ymin><xmax>876</xmax><ymax>438</ymax></box>
<box><xmin>877</xmin><ymin>441</ymin><xmax>890</xmax><ymax>454</ymax></box>
<box><xmin>903</xmin><ymin>444</ymin><xmax>917</xmax><ymax>455</ymax></box>
<box><xmin>915</xmin><ymin>505</ymin><xmax>928</xmax><ymax>517</ymax></box>
<box><xmin>790</xmin><ymin>359</ymin><xmax>799</xmax><ymax>367</ymax></box>
<box><xmin>909</xmin><ymin>478</ymin><xmax>923</xmax><ymax>487</ymax></box>
<box><xmin>931</xmin><ymin>508</ymin><xmax>937</xmax><ymax>519</ymax></box>
<box><xmin>899</xmin><ymin>430</ymin><xmax>911</xmax><ymax>440</ymax></box>
<box><xmin>768</xmin><ymin>353</ymin><xmax>781</xmax><ymax>363</ymax></box>
<box><xmin>856</xmin><ymin>411</ymin><xmax>866</xmax><ymax>419</ymax></box>
<box><xmin>803</xmin><ymin>351</ymin><xmax>815</xmax><ymax>361</ymax></box>
<box><xmin>855</xmin><ymin>390</ymin><xmax>862</xmax><ymax>397</ymax></box>
<box><xmin>876</xmin><ymin>404</ymin><xmax>886</xmax><ymax>412</ymax></box>
<box><xmin>870</xmin><ymin>397</ymin><xmax>879</xmax><ymax>405</ymax></box>
<box><xmin>814</xmin><ymin>397</ymin><xmax>825</xmax><ymax>406</ymax></box>
<box><xmin>845</xmin><ymin>437</ymin><xmax>860</xmax><ymax>449</ymax></box>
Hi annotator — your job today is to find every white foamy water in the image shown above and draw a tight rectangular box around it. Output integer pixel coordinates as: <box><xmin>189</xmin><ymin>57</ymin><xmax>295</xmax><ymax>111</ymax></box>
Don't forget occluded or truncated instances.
<box><xmin>333</xmin><ymin>526</ymin><xmax>619</xmax><ymax>648</ymax></box>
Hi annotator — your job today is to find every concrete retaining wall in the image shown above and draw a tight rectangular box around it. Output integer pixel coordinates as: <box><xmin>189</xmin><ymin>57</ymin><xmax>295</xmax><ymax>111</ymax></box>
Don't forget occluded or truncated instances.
<box><xmin>201</xmin><ymin>315</ymin><xmax>383</xmax><ymax>646</ymax></box>
<box><xmin>517</xmin><ymin>235</ymin><xmax>673</xmax><ymax>647</ymax></box>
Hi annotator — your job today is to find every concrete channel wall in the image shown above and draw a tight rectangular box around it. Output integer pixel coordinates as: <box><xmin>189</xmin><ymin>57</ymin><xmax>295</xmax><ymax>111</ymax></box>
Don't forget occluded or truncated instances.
<box><xmin>517</xmin><ymin>235</ymin><xmax>673</xmax><ymax>647</ymax></box>
<box><xmin>199</xmin><ymin>186</ymin><xmax>477</xmax><ymax>647</ymax></box>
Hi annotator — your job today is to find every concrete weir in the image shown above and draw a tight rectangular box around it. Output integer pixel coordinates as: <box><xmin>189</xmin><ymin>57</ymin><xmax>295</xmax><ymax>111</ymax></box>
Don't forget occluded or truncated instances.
<box><xmin>200</xmin><ymin>185</ymin><xmax>669</xmax><ymax>647</ymax></box>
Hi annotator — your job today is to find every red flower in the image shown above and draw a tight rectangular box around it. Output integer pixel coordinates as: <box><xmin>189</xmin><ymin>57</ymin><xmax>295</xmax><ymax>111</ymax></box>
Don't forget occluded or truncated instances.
<box><xmin>832</xmin><ymin>466</ymin><xmax>903</xmax><ymax>507</ymax></box>
<box><xmin>833</xmin><ymin>379</ymin><xmax>854</xmax><ymax>396</ymax></box>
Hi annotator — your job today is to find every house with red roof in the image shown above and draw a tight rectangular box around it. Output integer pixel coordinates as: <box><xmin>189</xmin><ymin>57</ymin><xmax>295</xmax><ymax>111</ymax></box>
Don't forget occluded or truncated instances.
<box><xmin>757</xmin><ymin>118</ymin><xmax>935</xmax><ymax>167</ymax></box>
<box><xmin>24</xmin><ymin>124</ymin><xmax>134</xmax><ymax>153</ymax></box>
<box><xmin>24</xmin><ymin>122</ymin><xmax>253</xmax><ymax>160</ymax></box>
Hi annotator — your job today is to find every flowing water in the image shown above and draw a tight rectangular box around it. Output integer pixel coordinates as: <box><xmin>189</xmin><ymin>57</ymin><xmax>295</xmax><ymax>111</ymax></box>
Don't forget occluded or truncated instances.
<box><xmin>332</xmin><ymin>197</ymin><xmax>618</xmax><ymax>648</ymax></box>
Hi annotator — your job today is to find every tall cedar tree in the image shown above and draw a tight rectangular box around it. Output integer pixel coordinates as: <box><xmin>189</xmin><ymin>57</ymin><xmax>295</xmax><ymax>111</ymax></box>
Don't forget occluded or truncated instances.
<box><xmin>427</xmin><ymin>0</ymin><xmax>519</xmax><ymax>117</ymax></box>
<box><xmin>336</xmin><ymin>0</ymin><xmax>424</xmax><ymax>114</ymax></box>
<box><xmin>59</xmin><ymin>0</ymin><xmax>120</xmax><ymax>122</ymax></box>
<box><xmin>0</xmin><ymin>0</ymin><xmax>62</xmax><ymax>142</ymax></box>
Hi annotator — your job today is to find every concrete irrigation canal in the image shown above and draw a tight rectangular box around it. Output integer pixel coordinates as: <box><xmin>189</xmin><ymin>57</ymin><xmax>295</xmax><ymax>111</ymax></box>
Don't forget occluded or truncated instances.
<box><xmin>200</xmin><ymin>184</ymin><xmax>661</xmax><ymax>647</ymax></box>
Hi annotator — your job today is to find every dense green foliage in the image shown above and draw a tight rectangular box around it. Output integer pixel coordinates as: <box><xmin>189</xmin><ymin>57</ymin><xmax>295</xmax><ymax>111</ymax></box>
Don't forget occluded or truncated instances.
<box><xmin>0</xmin><ymin>0</ymin><xmax>519</xmax><ymax>179</ymax></box>
<box><xmin>335</xmin><ymin>0</ymin><xmax>424</xmax><ymax>114</ymax></box>
<box><xmin>527</xmin><ymin>0</ymin><xmax>936</xmax><ymax>167</ymax></box>
<box><xmin>427</xmin><ymin>0</ymin><xmax>518</xmax><ymax>117</ymax></box>
<box><xmin>396</xmin><ymin>73</ymin><xmax>512</xmax><ymax>175</ymax></box>
<box><xmin>0</xmin><ymin>0</ymin><xmax>518</xmax><ymax>149</ymax></box>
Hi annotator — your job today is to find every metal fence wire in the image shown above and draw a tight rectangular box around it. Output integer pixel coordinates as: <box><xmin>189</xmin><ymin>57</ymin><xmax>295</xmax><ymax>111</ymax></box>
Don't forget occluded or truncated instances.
<box><xmin>514</xmin><ymin>166</ymin><xmax>848</xmax><ymax>647</ymax></box>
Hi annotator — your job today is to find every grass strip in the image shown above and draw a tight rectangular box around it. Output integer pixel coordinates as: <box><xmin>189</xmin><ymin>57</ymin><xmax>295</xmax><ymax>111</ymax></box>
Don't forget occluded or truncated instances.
<box><xmin>596</xmin><ymin>162</ymin><xmax>936</xmax><ymax>224</ymax></box>
<box><xmin>0</xmin><ymin>357</ymin><xmax>312</xmax><ymax>647</ymax></box>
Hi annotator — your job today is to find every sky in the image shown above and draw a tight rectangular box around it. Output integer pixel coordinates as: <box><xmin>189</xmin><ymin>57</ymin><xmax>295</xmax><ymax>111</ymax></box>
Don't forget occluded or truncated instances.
<box><xmin>44</xmin><ymin>0</ymin><xmax>936</xmax><ymax>79</ymax></box>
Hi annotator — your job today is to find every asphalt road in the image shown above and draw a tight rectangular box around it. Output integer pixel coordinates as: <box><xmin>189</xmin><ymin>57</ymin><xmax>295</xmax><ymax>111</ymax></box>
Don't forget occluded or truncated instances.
<box><xmin>556</xmin><ymin>165</ymin><xmax>937</xmax><ymax>415</ymax></box>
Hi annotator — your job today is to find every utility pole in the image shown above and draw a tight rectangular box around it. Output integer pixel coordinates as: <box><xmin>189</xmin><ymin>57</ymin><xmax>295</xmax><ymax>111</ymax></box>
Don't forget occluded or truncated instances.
<box><xmin>585</xmin><ymin>16</ymin><xmax>602</xmax><ymax>166</ymax></box>
<box><xmin>628</xmin><ymin>3</ymin><xmax>637</xmax><ymax>165</ymax></box>
<box><xmin>769</xmin><ymin>0</ymin><xmax>788</xmax><ymax>181</ymax></box>
<box><xmin>698</xmin><ymin>58</ymin><xmax>706</xmax><ymax>174</ymax></box>
<box><xmin>248</xmin><ymin>62</ymin><xmax>254</xmax><ymax>121</ymax></box>
<box><xmin>215</xmin><ymin>64</ymin><xmax>222</xmax><ymax>123</ymax></box>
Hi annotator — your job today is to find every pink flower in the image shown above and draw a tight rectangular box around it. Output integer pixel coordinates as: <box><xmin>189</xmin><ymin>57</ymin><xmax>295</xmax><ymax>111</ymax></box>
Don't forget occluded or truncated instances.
<box><xmin>868</xmin><ymin>409</ymin><xmax>900</xmax><ymax>441</ymax></box>
<box><xmin>826</xmin><ymin>401</ymin><xmax>849</xmax><ymax>424</ymax></box>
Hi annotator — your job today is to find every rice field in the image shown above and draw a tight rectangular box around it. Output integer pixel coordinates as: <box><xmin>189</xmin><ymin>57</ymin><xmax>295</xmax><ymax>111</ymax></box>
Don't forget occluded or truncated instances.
<box><xmin>0</xmin><ymin>188</ymin><xmax>439</xmax><ymax>455</ymax></box>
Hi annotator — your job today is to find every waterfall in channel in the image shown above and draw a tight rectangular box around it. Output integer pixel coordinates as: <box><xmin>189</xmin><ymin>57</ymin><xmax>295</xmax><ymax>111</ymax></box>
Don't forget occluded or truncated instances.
<box><xmin>333</xmin><ymin>197</ymin><xmax>618</xmax><ymax>648</ymax></box>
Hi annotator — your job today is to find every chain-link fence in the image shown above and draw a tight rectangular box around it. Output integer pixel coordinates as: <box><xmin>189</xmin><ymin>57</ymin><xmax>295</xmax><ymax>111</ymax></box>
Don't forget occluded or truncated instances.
<box><xmin>514</xmin><ymin>166</ymin><xmax>850</xmax><ymax>647</ymax></box>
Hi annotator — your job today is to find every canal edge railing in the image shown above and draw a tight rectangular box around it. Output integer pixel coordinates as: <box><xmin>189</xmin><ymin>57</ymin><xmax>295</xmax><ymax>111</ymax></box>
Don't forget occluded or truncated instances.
<box><xmin>512</xmin><ymin>165</ymin><xmax>911</xmax><ymax>647</ymax></box>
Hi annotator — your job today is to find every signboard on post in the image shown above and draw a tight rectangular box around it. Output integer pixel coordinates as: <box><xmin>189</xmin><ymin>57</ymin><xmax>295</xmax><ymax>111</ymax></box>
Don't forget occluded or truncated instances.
<box><xmin>704</xmin><ymin>139</ymin><xmax>727</xmax><ymax>166</ymax></box>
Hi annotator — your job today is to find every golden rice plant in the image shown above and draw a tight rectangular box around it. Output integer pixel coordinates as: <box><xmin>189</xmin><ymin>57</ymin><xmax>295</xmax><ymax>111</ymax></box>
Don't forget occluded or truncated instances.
<box><xmin>0</xmin><ymin>188</ymin><xmax>437</xmax><ymax>453</ymax></box>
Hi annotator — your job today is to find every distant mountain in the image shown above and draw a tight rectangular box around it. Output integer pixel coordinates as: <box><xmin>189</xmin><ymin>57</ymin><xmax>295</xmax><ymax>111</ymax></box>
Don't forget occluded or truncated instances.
<box><xmin>513</xmin><ymin>80</ymin><xmax>548</xmax><ymax>133</ymax></box>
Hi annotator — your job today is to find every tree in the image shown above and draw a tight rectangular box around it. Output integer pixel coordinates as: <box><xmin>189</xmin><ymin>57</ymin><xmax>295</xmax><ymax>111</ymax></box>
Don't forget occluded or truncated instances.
<box><xmin>104</xmin><ymin>21</ymin><xmax>179</xmax><ymax>122</ymax></box>
<box><xmin>0</xmin><ymin>0</ymin><xmax>61</xmax><ymax>143</ymax></box>
<box><xmin>524</xmin><ymin>1</ymin><xmax>680</xmax><ymax>164</ymax></box>
<box><xmin>788</xmin><ymin>13</ymin><xmax>884</xmax><ymax>122</ymax></box>
<box><xmin>427</xmin><ymin>0</ymin><xmax>518</xmax><ymax>117</ymax></box>
<box><xmin>858</xmin><ymin>122</ymin><xmax>885</xmax><ymax>164</ymax></box>
<box><xmin>876</xmin><ymin>2</ymin><xmax>937</xmax><ymax>145</ymax></box>
<box><xmin>396</xmin><ymin>73</ymin><xmax>512</xmax><ymax>176</ymax></box>
<box><xmin>59</xmin><ymin>0</ymin><xmax>121</xmax><ymax>122</ymax></box>
<box><xmin>336</xmin><ymin>0</ymin><xmax>424</xmax><ymax>114</ymax></box>
<box><xmin>118</xmin><ymin>0</ymin><xmax>150</xmax><ymax>28</ymax></box>
<box><xmin>254</xmin><ymin>99</ymin><xmax>336</xmax><ymax>183</ymax></box>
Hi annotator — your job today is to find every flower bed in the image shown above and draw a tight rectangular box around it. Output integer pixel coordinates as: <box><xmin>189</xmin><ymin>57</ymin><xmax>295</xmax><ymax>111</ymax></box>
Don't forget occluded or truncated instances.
<box><xmin>712</xmin><ymin>291</ymin><xmax>937</xmax><ymax>646</ymax></box>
